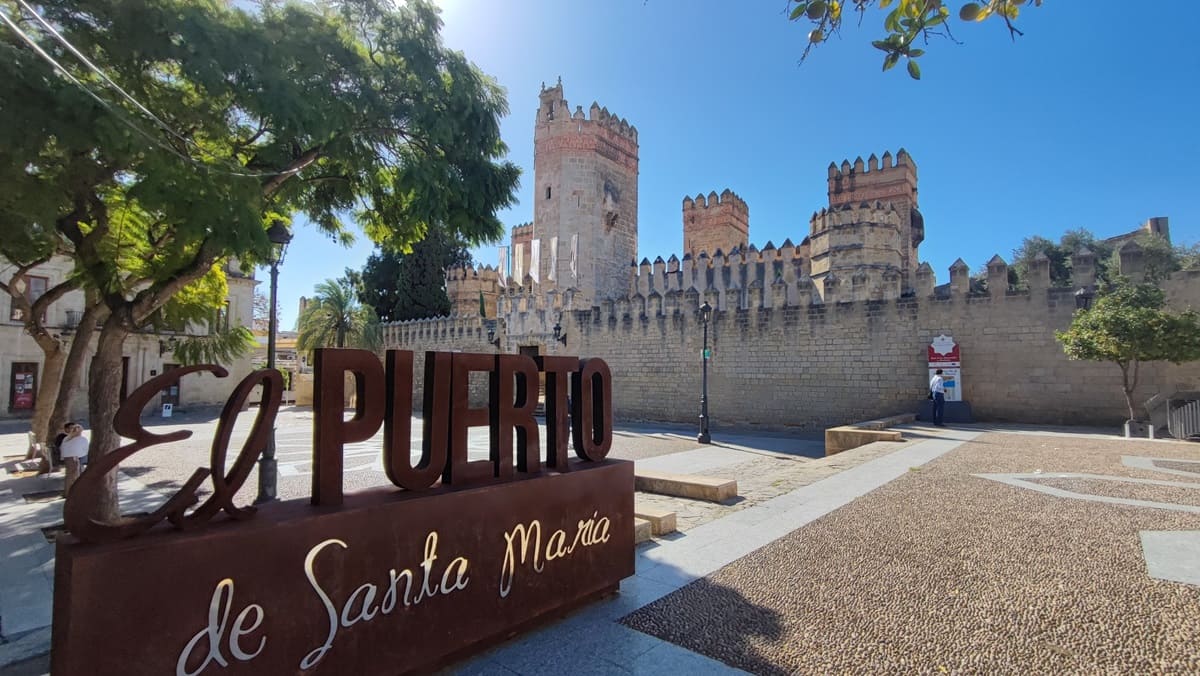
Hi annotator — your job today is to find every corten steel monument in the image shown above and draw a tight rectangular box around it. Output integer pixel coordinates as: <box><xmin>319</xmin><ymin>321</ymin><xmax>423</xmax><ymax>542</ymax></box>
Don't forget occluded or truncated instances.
<box><xmin>52</xmin><ymin>348</ymin><xmax>634</xmax><ymax>675</ymax></box>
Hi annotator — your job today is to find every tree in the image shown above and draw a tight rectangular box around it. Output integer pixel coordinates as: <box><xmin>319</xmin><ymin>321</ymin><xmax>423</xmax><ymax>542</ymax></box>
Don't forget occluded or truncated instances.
<box><xmin>297</xmin><ymin>278</ymin><xmax>380</xmax><ymax>355</ymax></box>
<box><xmin>1007</xmin><ymin>229</ymin><xmax>1117</xmax><ymax>289</ymax></box>
<box><xmin>1111</xmin><ymin>233</ymin><xmax>1200</xmax><ymax>285</ymax></box>
<box><xmin>787</xmin><ymin>0</ymin><xmax>1044</xmax><ymax>78</ymax></box>
<box><xmin>1056</xmin><ymin>283</ymin><xmax>1200</xmax><ymax>422</ymax></box>
<box><xmin>1</xmin><ymin>0</ymin><xmax>519</xmax><ymax>519</ymax></box>
<box><xmin>357</xmin><ymin>226</ymin><xmax>473</xmax><ymax>322</ymax></box>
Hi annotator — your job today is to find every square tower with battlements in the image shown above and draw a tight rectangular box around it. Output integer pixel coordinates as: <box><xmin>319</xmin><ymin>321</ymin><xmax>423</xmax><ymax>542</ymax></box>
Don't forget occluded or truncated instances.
<box><xmin>683</xmin><ymin>189</ymin><xmax>750</xmax><ymax>257</ymax></box>
<box><xmin>521</xmin><ymin>79</ymin><xmax>639</xmax><ymax>303</ymax></box>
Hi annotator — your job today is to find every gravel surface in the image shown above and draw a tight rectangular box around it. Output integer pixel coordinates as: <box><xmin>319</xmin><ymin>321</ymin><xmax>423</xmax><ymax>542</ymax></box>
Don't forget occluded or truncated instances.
<box><xmin>621</xmin><ymin>433</ymin><xmax>1200</xmax><ymax>675</ymax></box>
<box><xmin>1034</xmin><ymin>477</ymin><xmax>1200</xmax><ymax>507</ymax></box>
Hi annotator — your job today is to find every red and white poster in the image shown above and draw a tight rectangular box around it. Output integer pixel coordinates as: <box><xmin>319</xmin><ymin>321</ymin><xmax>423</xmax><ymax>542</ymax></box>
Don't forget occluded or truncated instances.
<box><xmin>928</xmin><ymin>334</ymin><xmax>962</xmax><ymax>402</ymax></box>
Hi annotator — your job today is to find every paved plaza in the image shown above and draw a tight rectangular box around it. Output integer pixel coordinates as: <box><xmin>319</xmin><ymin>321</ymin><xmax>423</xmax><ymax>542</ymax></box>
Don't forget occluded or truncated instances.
<box><xmin>0</xmin><ymin>410</ymin><xmax>1197</xmax><ymax>674</ymax></box>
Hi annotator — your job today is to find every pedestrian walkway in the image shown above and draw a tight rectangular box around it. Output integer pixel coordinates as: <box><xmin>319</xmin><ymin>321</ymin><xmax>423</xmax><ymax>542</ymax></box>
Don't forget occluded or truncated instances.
<box><xmin>0</xmin><ymin>458</ymin><xmax>167</xmax><ymax>670</ymax></box>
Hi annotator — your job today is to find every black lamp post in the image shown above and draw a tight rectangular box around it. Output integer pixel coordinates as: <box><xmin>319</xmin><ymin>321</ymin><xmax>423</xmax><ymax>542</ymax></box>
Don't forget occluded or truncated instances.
<box><xmin>698</xmin><ymin>300</ymin><xmax>712</xmax><ymax>444</ymax></box>
<box><xmin>1075</xmin><ymin>287</ymin><xmax>1094</xmax><ymax>310</ymax></box>
<box><xmin>553</xmin><ymin>318</ymin><xmax>567</xmax><ymax>346</ymax></box>
<box><xmin>256</xmin><ymin>220</ymin><xmax>292</xmax><ymax>504</ymax></box>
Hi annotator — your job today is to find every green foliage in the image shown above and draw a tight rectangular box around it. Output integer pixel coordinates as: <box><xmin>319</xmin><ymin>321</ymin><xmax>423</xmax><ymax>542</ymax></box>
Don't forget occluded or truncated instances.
<box><xmin>0</xmin><ymin>0</ymin><xmax>520</xmax><ymax>323</ymax></box>
<box><xmin>170</xmin><ymin>325</ymin><xmax>256</xmax><ymax>367</ymax></box>
<box><xmin>1056</xmin><ymin>282</ymin><xmax>1200</xmax><ymax>419</ymax></box>
<box><xmin>1010</xmin><ymin>230</ymin><xmax>1114</xmax><ymax>289</ymax></box>
<box><xmin>787</xmin><ymin>0</ymin><xmax>1044</xmax><ymax>77</ymax></box>
<box><xmin>356</xmin><ymin>226</ymin><xmax>472</xmax><ymax>322</ymax></box>
<box><xmin>297</xmin><ymin>278</ymin><xmax>381</xmax><ymax>355</ymax></box>
<box><xmin>1110</xmin><ymin>233</ymin><xmax>1198</xmax><ymax>285</ymax></box>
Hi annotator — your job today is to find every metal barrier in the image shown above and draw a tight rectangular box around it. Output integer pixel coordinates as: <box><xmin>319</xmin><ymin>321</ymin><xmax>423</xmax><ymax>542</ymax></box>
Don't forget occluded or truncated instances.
<box><xmin>1167</xmin><ymin>397</ymin><xmax>1200</xmax><ymax>440</ymax></box>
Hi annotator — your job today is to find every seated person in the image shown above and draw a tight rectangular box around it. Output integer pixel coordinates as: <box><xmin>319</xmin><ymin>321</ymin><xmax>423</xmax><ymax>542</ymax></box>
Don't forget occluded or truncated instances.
<box><xmin>52</xmin><ymin>422</ymin><xmax>72</xmax><ymax>465</ymax></box>
<box><xmin>60</xmin><ymin>423</ymin><xmax>89</xmax><ymax>495</ymax></box>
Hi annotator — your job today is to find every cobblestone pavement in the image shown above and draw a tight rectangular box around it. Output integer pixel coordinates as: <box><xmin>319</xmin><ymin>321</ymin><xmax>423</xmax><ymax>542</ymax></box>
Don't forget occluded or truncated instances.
<box><xmin>637</xmin><ymin>440</ymin><xmax>915</xmax><ymax>532</ymax></box>
<box><xmin>623</xmin><ymin>432</ymin><xmax>1200</xmax><ymax>675</ymax></box>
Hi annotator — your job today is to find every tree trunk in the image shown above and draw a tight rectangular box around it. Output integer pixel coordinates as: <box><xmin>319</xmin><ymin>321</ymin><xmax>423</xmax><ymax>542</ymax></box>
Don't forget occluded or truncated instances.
<box><xmin>1119</xmin><ymin>361</ymin><xmax>1137</xmax><ymax>422</ymax></box>
<box><xmin>30</xmin><ymin>346</ymin><xmax>66</xmax><ymax>449</ymax></box>
<box><xmin>86</xmin><ymin>313</ymin><xmax>130</xmax><ymax>523</ymax></box>
<box><xmin>48</xmin><ymin>299</ymin><xmax>107</xmax><ymax>440</ymax></box>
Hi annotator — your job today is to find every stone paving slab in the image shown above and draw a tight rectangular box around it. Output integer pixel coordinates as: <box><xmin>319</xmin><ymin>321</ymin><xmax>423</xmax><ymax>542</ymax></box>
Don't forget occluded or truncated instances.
<box><xmin>633</xmin><ymin>439</ymin><xmax>916</xmax><ymax>533</ymax></box>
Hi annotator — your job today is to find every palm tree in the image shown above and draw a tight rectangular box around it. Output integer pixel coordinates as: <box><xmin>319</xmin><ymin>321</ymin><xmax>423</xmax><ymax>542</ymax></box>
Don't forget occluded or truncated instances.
<box><xmin>296</xmin><ymin>278</ymin><xmax>381</xmax><ymax>355</ymax></box>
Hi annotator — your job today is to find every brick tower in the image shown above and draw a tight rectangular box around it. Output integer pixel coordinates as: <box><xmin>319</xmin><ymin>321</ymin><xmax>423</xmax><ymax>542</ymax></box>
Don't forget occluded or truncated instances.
<box><xmin>682</xmin><ymin>189</ymin><xmax>749</xmax><ymax>257</ymax></box>
<box><xmin>529</xmin><ymin>78</ymin><xmax>640</xmax><ymax>303</ymax></box>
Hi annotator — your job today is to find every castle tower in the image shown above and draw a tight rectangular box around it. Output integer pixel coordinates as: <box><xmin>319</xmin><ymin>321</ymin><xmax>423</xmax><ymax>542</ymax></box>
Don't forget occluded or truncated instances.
<box><xmin>825</xmin><ymin>150</ymin><xmax>924</xmax><ymax>292</ymax></box>
<box><xmin>527</xmin><ymin>78</ymin><xmax>640</xmax><ymax>302</ymax></box>
<box><xmin>446</xmin><ymin>265</ymin><xmax>500</xmax><ymax>318</ymax></box>
<box><xmin>683</xmin><ymin>189</ymin><xmax>749</xmax><ymax>257</ymax></box>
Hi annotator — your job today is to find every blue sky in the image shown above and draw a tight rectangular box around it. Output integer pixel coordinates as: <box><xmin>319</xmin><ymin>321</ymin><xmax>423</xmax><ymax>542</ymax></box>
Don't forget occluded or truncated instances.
<box><xmin>275</xmin><ymin>1</ymin><xmax>1200</xmax><ymax>328</ymax></box>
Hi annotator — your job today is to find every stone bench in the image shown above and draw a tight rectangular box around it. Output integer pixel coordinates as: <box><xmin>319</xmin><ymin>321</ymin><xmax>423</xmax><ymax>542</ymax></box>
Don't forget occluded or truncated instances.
<box><xmin>634</xmin><ymin>469</ymin><xmax>737</xmax><ymax>503</ymax></box>
<box><xmin>634</xmin><ymin>517</ymin><xmax>653</xmax><ymax>544</ymax></box>
<box><xmin>634</xmin><ymin>504</ymin><xmax>678</xmax><ymax>536</ymax></box>
<box><xmin>824</xmin><ymin>413</ymin><xmax>915</xmax><ymax>456</ymax></box>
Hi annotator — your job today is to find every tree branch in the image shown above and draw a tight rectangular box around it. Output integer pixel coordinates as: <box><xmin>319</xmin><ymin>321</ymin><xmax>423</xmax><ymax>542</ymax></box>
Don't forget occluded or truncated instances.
<box><xmin>261</xmin><ymin>144</ymin><xmax>324</xmax><ymax>197</ymax></box>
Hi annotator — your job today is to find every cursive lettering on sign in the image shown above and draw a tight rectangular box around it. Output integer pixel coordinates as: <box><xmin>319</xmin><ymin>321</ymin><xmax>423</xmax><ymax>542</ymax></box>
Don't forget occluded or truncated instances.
<box><xmin>175</xmin><ymin>579</ymin><xmax>266</xmax><ymax>676</ymax></box>
<box><xmin>499</xmin><ymin>512</ymin><xmax>612</xmax><ymax>598</ymax></box>
<box><xmin>300</xmin><ymin>533</ymin><xmax>470</xmax><ymax>670</ymax></box>
<box><xmin>64</xmin><ymin>367</ymin><xmax>283</xmax><ymax>543</ymax></box>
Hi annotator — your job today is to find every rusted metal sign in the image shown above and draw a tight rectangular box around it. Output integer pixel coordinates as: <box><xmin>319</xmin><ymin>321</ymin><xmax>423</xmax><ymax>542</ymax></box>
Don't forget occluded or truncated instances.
<box><xmin>53</xmin><ymin>349</ymin><xmax>632</xmax><ymax>675</ymax></box>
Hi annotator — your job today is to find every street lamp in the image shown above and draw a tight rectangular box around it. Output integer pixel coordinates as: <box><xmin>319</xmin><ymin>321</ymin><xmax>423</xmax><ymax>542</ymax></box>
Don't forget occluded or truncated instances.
<box><xmin>553</xmin><ymin>317</ymin><xmax>567</xmax><ymax>346</ymax></box>
<box><xmin>256</xmin><ymin>220</ymin><xmax>292</xmax><ymax>504</ymax></box>
<box><xmin>697</xmin><ymin>300</ymin><xmax>712</xmax><ymax>444</ymax></box>
<box><xmin>1075</xmin><ymin>287</ymin><xmax>1094</xmax><ymax>310</ymax></box>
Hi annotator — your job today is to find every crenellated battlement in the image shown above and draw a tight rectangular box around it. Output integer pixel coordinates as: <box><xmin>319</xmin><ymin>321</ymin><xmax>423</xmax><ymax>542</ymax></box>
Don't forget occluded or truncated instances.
<box><xmin>682</xmin><ymin>189</ymin><xmax>749</xmax><ymax>214</ymax></box>
<box><xmin>827</xmin><ymin>149</ymin><xmax>918</xmax><ymax>210</ymax></box>
<box><xmin>536</xmin><ymin>79</ymin><xmax>639</xmax><ymax>145</ymax></box>
<box><xmin>809</xmin><ymin>201</ymin><xmax>904</xmax><ymax>234</ymax></box>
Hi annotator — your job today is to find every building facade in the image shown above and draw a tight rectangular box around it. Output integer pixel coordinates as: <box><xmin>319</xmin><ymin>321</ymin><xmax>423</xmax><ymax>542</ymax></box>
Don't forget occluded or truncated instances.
<box><xmin>0</xmin><ymin>257</ymin><xmax>257</xmax><ymax>420</ymax></box>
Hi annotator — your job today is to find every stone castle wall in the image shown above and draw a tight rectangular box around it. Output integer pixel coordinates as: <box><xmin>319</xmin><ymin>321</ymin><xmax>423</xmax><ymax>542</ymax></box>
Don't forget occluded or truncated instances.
<box><xmin>390</xmin><ymin>262</ymin><xmax>1200</xmax><ymax>430</ymax></box>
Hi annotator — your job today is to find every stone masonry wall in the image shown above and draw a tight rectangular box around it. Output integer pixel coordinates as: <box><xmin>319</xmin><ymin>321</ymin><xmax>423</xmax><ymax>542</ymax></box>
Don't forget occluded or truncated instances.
<box><xmin>389</xmin><ymin>267</ymin><xmax>1200</xmax><ymax>430</ymax></box>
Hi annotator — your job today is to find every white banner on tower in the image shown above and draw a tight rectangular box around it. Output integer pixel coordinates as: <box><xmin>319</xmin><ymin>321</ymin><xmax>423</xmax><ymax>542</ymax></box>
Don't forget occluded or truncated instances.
<box><xmin>497</xmin><ymin>246</ymin><xmax>509</xmax><ymax>286</ymax></box>
<box><xmin>570</xmin><ymin>234</ymin><xmax>579</xmax><ymax>281</ymax></box>
<box><xmin>548</xmin><ymin>236</ymin><xmax>558</xmax><ymax>282</ymax></box>
<box><xmin>512</xmin><ymin>243</ymin><xmax>525</xmax><ymax>281</ymax></box>
<box><xmin>529</xmin><ymin>239</ymin><xmax>541</xmax><ymax>284</ymax></box>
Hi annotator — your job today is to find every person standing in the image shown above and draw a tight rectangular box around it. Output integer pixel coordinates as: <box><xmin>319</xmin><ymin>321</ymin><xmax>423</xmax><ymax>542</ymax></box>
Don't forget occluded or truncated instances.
<box><xmin>59</xmin><ymin>423</ymin><xmax>89</xmax><ymax>497</ymax></box>
<box><xmin>929</xmin><ymin>369</ymin><xmax>946</xmax><ymax>427</ymax></box>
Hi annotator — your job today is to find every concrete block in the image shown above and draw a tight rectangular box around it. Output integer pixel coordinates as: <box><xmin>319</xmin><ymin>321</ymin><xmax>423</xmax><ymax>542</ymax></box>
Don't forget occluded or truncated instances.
<box><xmin>633</xmin><ymin>470</ymin><xmax>738</xmax><ymax>503</ymax></box>
<box><xmin>825</xmin><ymin>427</ymin><xmax>903</xmax><ymax>456</ymax></box>
<box><xmin>634</xmin><ymin>504</ymin><xmax>678</xmax><ymax>535</ymax></box>
<box><xmin>634</xmin><ymin>517</ymin><xmax>653</xmax><ymax>544</ymax></box>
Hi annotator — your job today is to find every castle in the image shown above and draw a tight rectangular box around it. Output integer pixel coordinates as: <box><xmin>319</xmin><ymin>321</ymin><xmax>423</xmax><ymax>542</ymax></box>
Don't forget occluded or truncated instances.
<box><xmin>385</xmin><ymin>81</ymin><xmax>1200</xmax><ymax>429</ymax></box>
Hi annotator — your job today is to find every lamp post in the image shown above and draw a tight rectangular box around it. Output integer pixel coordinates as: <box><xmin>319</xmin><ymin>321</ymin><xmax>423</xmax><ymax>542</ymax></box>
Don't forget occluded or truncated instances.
<box><xmin>256</xmin><ymin>221</ymin><xmax>292</xmax><ymax>503</ymax></box>
<box><xmin>697</xmin><ymin>300</ymin><xmax>712</xmax><ymax>444</ymax></box>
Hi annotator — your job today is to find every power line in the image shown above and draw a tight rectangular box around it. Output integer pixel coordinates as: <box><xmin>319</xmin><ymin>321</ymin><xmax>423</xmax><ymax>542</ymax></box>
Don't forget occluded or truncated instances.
<box><xmin>0</xmin><ymin>6</ymin><xmax>313</xmax><ymax>181</ymax></box>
